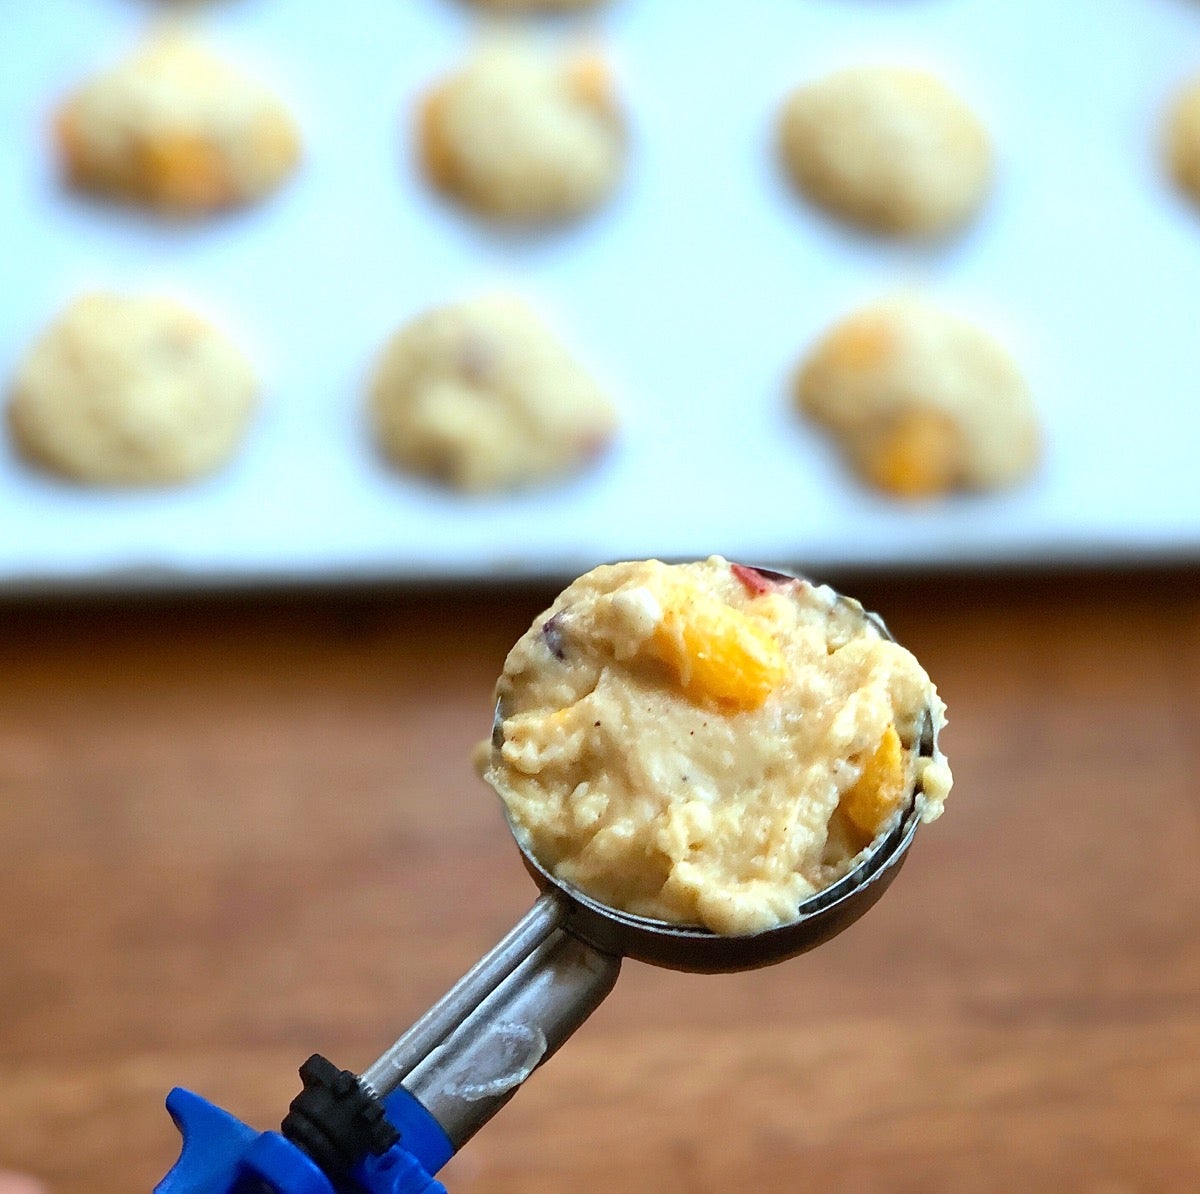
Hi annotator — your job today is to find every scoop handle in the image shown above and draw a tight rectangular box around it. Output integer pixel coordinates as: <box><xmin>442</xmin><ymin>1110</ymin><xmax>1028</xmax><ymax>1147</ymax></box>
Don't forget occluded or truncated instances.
<box><xmin>401</xmin><ymin>925</ymin><xmax>621</xmax><ymax>1149</ymax></box>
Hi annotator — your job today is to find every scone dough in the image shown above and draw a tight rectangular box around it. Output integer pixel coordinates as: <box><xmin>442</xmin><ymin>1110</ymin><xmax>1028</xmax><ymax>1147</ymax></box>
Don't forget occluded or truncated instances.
<box><xmin>418</xmin><ymin>39</ymin><xmax>624</xmax><ymax>222</ymax></box>
<box><xmin>369</xmin><ymin>296</ymin><xmax>617</xmax><ymax>491</ymax></box>
<box><xmin>779</xmin><ymin>65</ymin><xmax>991</xmax><ymax>237</ymax></box>
<box><xmin>56</xmin><ymin>34</ymin><xmax>301</xmax><ymax>214</ymax></box>
<box><xmin>8</xmin><ymin>294</ymin><xmax>258</xmax><ymax>485</ymax></box>
<box><xmin>479</xmin><ymin>557</ymin><xmax>952</xmax><ymax>935</ymax></box>
<box><xmin>469</xmin><ymin>0</ymin><xmax>605</xmax><ymax>9</ymax></box>
<box><xmin>795</xmin><ymin>296</ymin><xmax>1039</xmax><ymax>499</ymax></box>
<box><xmin>1166</xmin><ymin>77</ymin><xmax>1200</xmax><ymax>208</ymax></box>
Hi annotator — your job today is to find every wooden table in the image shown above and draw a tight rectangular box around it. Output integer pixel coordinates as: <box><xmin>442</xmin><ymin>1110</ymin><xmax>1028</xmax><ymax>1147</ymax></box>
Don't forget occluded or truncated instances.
<box><xmin>1</xmin><ymin>569</ymin><xmax>1197</xmax><ymax>1193</ymax></box>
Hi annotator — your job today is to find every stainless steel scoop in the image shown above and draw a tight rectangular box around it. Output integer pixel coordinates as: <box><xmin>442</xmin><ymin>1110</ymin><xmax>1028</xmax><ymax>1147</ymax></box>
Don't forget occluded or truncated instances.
<box><xmin>358</xmin><ymin>572</ymin><xmax>941</xmax><ymax>1153</ymax></box>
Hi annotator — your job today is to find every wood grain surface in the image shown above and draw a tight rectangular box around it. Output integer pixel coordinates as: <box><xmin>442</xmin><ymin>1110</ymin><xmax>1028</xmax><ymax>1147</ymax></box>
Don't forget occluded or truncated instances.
<box><xmin>1</xmin><ymin>570</ymin><xmax>1197</xmax><ymax>1193</ymax></box>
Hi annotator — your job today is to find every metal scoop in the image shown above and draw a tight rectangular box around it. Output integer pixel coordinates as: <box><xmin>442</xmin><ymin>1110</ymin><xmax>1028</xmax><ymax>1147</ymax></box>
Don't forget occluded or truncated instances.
<box><xmin>360</xmin><ymin>574</ymin><xmax>940</xmax><ymax>1152</ymax></box>
<box><xmin>156</xmin><ymin>571</ymin><xmax>943</xmax><ymax>1193</ymax></box>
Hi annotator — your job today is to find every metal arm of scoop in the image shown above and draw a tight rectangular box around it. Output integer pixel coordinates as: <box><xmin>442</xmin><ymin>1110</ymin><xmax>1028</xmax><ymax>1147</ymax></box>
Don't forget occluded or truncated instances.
<box><xmin>361</xmin><ymin>890</ymin><xmax>621</xmax><ymax>1152</ymax></box>
<box><xmin>362</xmin><ymin>891</ymin><xmax>568</xmax><ymax>1098</ymax></box>
<box><xmin>402</xmin><ymin>927</ymin><xmax>621</xmax><ymax>1149</ymax></box>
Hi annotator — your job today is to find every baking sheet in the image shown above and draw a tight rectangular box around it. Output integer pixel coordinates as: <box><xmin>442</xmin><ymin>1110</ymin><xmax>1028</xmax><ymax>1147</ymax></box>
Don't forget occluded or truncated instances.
<box><xmin>2</xmin><ymin>0</ymin><xmax>1200</xmax><ymax>591</ymax></box>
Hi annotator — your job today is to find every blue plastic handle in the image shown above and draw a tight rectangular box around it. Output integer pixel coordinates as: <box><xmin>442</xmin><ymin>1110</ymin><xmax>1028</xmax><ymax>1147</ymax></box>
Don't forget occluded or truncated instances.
<box><xmin>156</xmin><ymin>1087</ymin><xmax>451</xmax><ymax>1194</ymax></box>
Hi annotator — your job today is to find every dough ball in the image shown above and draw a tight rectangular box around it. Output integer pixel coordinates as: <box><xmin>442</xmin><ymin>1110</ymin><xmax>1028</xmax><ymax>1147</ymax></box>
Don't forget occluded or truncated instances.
<box><xmin>8</xmin><ymin>294</ymin><xmax>258</xmax><ymax>485</ymax></box>
<box><xmin>1166</xmin><ymin>76</ymin><xmax>1200</xmax><ymax>207</ymax></box>
<box><xmin>55</xmin><ymin>33</ymin><xmax>301</xmax><ymax>214</ymax></box>
<box><xmin>795</xmin><ymin>296</ymin><xmax>1039</xmax><ymax>499</ymax></box>
<box><xmin>418</xmin><ymin>39</ymin><xmax>624</xmax><ymax>223</ymax></box>
<box><xmin>468</xmin><ymin>0</ymin><xmax>606</xmax><ymax>10</ymax></box>
<box><xmin>779</xmin><ymin>65</ymin><xmax>992</xmax><ymax>237</ymax></box>
<box><xmin>478</xmin><ymin>556</ymin><xmax>952</xmax><ymax>935</ymax></box>
<box><xmin>369</xmin><ymin>296</ymin><xmax>617</xmax><ymax>491</ymax></box>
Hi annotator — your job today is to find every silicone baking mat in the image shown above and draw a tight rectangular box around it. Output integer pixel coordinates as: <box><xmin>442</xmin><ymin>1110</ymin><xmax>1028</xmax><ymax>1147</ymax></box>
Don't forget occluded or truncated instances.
<box><xmin>2</xmin><ymin>0</ymin><xmax>1199</xmax><ymax>591</ymax></box>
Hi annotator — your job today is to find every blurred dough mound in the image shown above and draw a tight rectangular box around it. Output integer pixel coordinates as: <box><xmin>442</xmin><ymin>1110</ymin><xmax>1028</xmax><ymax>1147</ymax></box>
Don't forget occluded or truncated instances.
<box><xmin>478</xmin><ymin>556</ymin><xmax>952</xmax><ymax>936</ymax></box>
<box><xmin>779</xmin><ymin>65</ymin><xmax>991</xmax><ymax>237</ymax></box>
<box><xmin>469</xmin><ymin>0</ymin><xmax>606</xmax><ymax>9</ymax></box>
<box><xmin>418</xmin><ymin>38</ymin><xmax>624</xmax><ymax>222</ymax></box>
<box><xmin>795</xmin><ymin>296</ymin><xmax>1039</xmax><ymax>499</ymax></box>
<box><xmin>369</xmin><ymin>295</ymin><xmax>617</xmax><ymax>491</ymax></box>
<box><xmin>55</xmin><ymin>33</ymin><xmax>300</xmax><ymax>214</ymax></box>
<box><xmin>1166</xmin><ymin>76</ymin><xmax>1200</xmax><ymax>208</ymax></box>
<box><xmin>8</xmin><ymin>294</ymin><xmax>258</xmax><ymax>485</ymax></box>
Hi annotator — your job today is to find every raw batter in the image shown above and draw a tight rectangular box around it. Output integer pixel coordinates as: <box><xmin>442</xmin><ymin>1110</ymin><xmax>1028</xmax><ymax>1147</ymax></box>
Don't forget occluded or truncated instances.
<box><xmin>468</xmin><ymin>0</ymin><xmax>606</xmax><ymax>10</ymax></box>
<box><xmin>8</xmin><ymin>293</ymin><xmax>258</xmax><ymax>485</ymax></box>
<box><xmin>478</xmin><ymin>557</ymin><xmax>951</xmax><ymax>935</ymax></box>
<box><xmin>795</xmin><ymin>295</ymin><xmax>1040</xmax><ymax>499</ymax></box>
<box><xmin>1166</xmin><ymin>75</ymin><xmax>1200</xmax><ymax>209</ymax></box>
<box><xmin>418</xmin><ymin>37</ymin><xmax>624</xmax><ymax>223</ymax></box>
<box><xmin>55</xmin><ymin>33</ymin><xmax>300</xmax><ymax>215</ymax></box>
<box><xmin>779</xmin><ymin>65</ymin><xmax>991</xmax><ymax>238</ymax></box>
<box><xmin>368</xmin><ymin>295</ymin><xmax>617</xmax><ymax>491</ymax></box>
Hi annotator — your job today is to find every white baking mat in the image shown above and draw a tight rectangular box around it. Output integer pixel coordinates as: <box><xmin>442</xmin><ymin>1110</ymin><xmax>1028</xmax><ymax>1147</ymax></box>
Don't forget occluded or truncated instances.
<box><xmin>2</xmin><ymin>0</ymin><xmax>1199</xmax><ymax>590</ymax></box>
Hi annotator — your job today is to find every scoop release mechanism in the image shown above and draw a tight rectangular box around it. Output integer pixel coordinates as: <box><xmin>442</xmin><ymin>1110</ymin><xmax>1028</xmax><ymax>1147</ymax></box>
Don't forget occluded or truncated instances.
<box><xmin>155</xmin><ymin>891</ymin><xmax>620</xmax><ymax>1194</ymax></box>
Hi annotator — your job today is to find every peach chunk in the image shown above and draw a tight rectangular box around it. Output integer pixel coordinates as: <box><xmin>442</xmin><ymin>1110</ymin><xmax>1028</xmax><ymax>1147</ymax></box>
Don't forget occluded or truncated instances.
<box><xmin>648</xmin><ymin>585</ymin><xmax>787</xmax><ymax>710</ymax></box>
<box><xmin>841</xmin><ymin>724</ymin><xmax>908</xmax><ymax>838</ymax></box>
